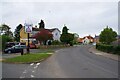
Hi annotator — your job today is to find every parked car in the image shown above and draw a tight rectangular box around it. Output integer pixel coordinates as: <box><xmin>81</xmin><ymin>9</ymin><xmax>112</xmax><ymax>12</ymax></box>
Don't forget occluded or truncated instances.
<box><xmin>4</xmin><ymin>45</ymin><xmax>26</xmax><ymax>54</ymax></box>
<box><xmin>29</xmin><ymin>43</ymin><xmax>36</xmax><ymax>49</ymax></box>
<box><xmin>5</xmin><ymin>42</ymin><xmax>26</xmax><ymax>48</ymax></box>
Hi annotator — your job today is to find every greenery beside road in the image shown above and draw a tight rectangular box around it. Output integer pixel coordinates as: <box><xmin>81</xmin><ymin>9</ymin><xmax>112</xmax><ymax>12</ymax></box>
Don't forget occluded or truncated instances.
<box><xmin>0</xmin><ymin>35</ymin><xmax>13</xmax><ymax>51</ymax></box>
<box><xmin>3</xmin><ymin>53</ymin><xmax>52</xmax><ymax>63</ymax></box>
<box><xmin>96</xmin><ymin>26</ymin><xmax>120</xmax><ymax>55</ymax></box>
<box><xmin>60</xmin><ymin>25</ymin><xmax>74</xmax><ymax>46</ymax></box>
<box><xmin>38</xmin><ymin>44</ymin><xmax>70</xmax><ymax>49</ymax></box>
<box><xmin>96</xmin><ymin>44</ymin><xmax>120</xmax><ymax>55</ymax></box>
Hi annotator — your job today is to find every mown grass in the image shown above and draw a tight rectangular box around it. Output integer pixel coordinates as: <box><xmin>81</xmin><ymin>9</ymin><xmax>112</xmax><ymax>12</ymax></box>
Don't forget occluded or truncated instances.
<box><xmin>3</xmin><ymin>53</ymin><xmax>52</xmax><ymax>63</ymax></box>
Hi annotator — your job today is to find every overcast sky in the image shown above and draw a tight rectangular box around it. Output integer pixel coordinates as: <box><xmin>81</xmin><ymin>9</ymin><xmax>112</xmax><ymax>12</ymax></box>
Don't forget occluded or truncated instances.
<box><xmin>0</xmin><ymin>0</ymin><xmax>119</xmax><ymax>37</ymax></box>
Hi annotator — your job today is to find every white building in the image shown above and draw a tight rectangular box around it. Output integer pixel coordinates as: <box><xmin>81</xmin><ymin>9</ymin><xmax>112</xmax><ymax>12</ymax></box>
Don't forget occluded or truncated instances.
<box><xmin>49</xmin><ymin>28</ymin><xmax>61</xmax><ymax>41</ymax></box>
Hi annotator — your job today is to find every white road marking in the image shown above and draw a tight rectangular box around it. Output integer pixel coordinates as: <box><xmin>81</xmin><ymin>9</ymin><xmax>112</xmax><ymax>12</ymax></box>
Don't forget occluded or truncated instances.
<box><xmin>36</xmin><ymin>63</ymin><xmax>40</xmax><ymax>66</ymax></box>
<box><xmin>23</xmin><ymin>70</ymin><xmax>27</xmax><ymax>73</ymax></box>
<box><xmin>34</xmin><ymin>66</ymin><xmax>38</xmax><ymax>69</ymax></box>
<box><xmin>30</xmin><ymin>63</ymin><xmax>34</xmax><ymax>66</ymax></box>
<box><xmin>31</xmin><ymin>75</ymin><xmax>35</xmax><ymax>78</ymax></box>
<box><xmin>20</xmin><ymin>76</ymin><xmax>25</xmax><ymax>78</ymax></box>
<box><xmin>55</xmin><ymin>49</ymin><xmax>63</xmax><ymax>53</ymax></box>
<box><xmin>32</xmin><ymin>71</ymin><xmax>35</xmax><ymax>73</ymax></box>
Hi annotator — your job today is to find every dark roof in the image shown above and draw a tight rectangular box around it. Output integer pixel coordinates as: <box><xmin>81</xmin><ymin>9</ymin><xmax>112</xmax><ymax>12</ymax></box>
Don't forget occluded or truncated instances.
<box><xmin>32</xmin><ymin>27</ymin><xmax>60</xmax><ymax>32</ymax></box>
<box><xmin>83</xmin><ymin>35</ymin><xmax>94</xmax><ymax>39</ymax></box>
<box><xmin>32</xmin><ymin>27</ymin><xmax>40</xmax><ymax>31</ymax></box>
<box><xmin>46</xmin><ymin>28</ymin><xmax>61</xmax><ymax>32</ymax></box>
<box><xmin>94</xmin><ymin>35</ymin><xmax>99</xmax><ymax>39</ymax></box>
<box><xmin>117</xmin><ymin>35</ymin><xmax>120</xmax><ymax>39</ymax></box>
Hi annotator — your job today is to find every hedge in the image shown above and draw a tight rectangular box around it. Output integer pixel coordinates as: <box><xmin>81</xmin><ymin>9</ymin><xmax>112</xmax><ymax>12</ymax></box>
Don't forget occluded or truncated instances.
<box><xmin>51</xmin><ymin>40</ymin><xmax>62</xmax><ymax>45</ymax></box>
<box><xmin>96</xmin><ymin>43</ymin><xmax>120</xmax><ymax>55</ymax></box>
<box><xmin>113</xmin><ymin>46</ymin><xmax>120</xmax><ymax>55</ymax></box>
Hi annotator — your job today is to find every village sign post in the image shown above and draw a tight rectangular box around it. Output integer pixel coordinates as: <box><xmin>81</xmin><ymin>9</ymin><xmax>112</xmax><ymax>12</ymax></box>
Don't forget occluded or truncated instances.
<box><xmin>24</xmin><ymin>22</ymin><xmax>33</xmax><ymax>54</ymax></box>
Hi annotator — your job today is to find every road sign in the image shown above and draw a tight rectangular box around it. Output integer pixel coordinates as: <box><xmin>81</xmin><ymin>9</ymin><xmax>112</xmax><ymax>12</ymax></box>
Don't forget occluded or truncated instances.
<box><xmin>24</xmin><ymin>22</ymin><xmax>33</xmax><ymax>33</ymax></box>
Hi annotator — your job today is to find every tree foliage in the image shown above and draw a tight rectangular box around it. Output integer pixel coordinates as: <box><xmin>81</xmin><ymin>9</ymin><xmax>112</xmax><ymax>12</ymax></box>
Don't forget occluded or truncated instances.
<box><xmin>60</xmin><ymin>33</ymin><xmax>74</xmax><ymax>44</ymax></box>
<box><xmin>0</xmin><ymin>24</ymin><xmax>12</xmax><ymax>36</ymax></box>
<box><xmin>14</xmin><ymin>24</ymin><xmax>23</xmax><ymax>42</ymax></box>
<box><xmin>34</xmin><ymin>29</ymin><xmax>53</xmax><ymax>45</ymax></box>
<box><xmin>62</xmin><ymin>25</ymin><xmax>69</xmax><ymax>34</ymax></box>
<box><xmin>73</xmin><ymin>33</ymin><xmax>79</xmax><ymax>43</ymax></box>
<box><xmin>38</xmin><ymin>20</ymin><xmax>45</xmax><ymax>29</ymax></box>
<box><xmin>99</xmin><ymin>26</ymin><xmax>117</xmax><ymax>44</ymax></box>
<box><xmin>0</xmin><ymin>35</ymin><xmax>13</xmax><ymax>50</ymax></box>
<box><xmin>60</xmin><ymin>25</ymin><xmax>74</xmax><ymax>45</ymax></box>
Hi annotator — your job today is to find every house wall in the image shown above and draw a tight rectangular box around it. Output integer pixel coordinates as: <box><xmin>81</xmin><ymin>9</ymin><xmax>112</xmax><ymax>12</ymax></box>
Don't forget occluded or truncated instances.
<box><xmin>20</xmin><ymin>27</ymin><xmax>33</xmax><ymax>45</ymax></box>
<box><xmin>52</xmin><ymin>29</ymin><xmax>61</xmax><ymax>41</ymax></box>
<box><xmin>94</xmin><ymin>38</ymin><xmax>99</xmax><ymax>43</ymax></box>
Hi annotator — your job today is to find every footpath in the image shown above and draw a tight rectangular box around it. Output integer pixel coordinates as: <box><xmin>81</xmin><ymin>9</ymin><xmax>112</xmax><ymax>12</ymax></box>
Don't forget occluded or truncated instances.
<box><xmin>89</xmin><ymin>46</ymin><xmax>119</xmax><ymax>61</ymax></box>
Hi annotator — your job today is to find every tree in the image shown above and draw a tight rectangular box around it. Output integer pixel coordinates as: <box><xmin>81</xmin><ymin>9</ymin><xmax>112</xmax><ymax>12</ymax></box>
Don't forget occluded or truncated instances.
<box><xmin>62</xmin><ymin>25</ymin><xmax>69</xmax><ymax>34</ymax></box>
<box><xmin>73</xmin><ymin>33</ymin><xmax>79</xmax><ymax>44</ymax></box>
<box><xmin>0</xmin><ymin>24</ymin><xmax>11</xmax><ymax>35</ymax></box>
<box><xmin>14</xmin><ymin>24</ymin><xmax>23</xmax><ymax>42</ymax></box>
<box><xmin>4</xmin><ymin>31</ymin><xmax>13</xmax><ymax>37</ymax></box>
<box><xmin>60</xmin><ymin>25</ymin><xmax>74</xmax><ymax>46</ymax></box>
<box><xmin>60</xmin><ymin>33</ymin><xmax>74</xmax><ymax>44</ymax></box>
<box><xmin>34</xmin><ymin>29</ymin><xmax>53</xmax><ymax>45</ymax></box>
<box><xmin>99</xmin><ymin>26</ymin><xmax>117</xmax><ymax>44</ymax></box>
<box><xmin>38</xmin><ymin>20</ymin><xmax>45</xmax><ymax>29</ymax></box>
<box><xmin>0</xmin><ymin>35</ymin><xmax>13</xmax><ymax>50</ymax></box>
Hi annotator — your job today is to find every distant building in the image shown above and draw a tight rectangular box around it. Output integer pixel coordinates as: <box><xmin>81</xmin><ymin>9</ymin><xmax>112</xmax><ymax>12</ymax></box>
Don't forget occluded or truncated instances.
<box><xmin>82</xmin><ymin>35</ymin><xmax>94</xmax><ymax>44</ymax></box>
<box><xmin>20</xmin><ymin>26</ymin><xmax>61</xmax><ymax>45</ymax></box>
<box><xmin>46</xmin><ymin>28</ymin><xmax>61</xmax><ymax>41</ymax></box>
<box><xmin>77</xmin><ymin>38</ymin><xmax>83</xmax><ymax>43</ymax></box>
<box><xmin>20</xmin><ymin>27</ymin><xmax>39</xmax><ymax>45</ymax></box>
<box><xmin>77</xmin><ymin>35</ymin><xmax>94</xmax><ymax>44</ymax></box>
<box><xmin>94</xmin><ymin>35</ymin><xmax>100</xmax><ymax>44</ymax></box>
<box><xmin>111</xmin><ymin>35</ymin><xmax>120</xmax><ymax>46</ymax></box>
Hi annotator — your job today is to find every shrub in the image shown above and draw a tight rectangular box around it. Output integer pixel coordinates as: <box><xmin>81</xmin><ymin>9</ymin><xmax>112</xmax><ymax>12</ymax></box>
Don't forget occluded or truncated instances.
<box><xmin>96</xmin><ymin>43</ymin><xmax>120</xmax><ymax>55</ymax></box>
<box><xmin>51</xmin><ymin>40</ymin><xmax>62</xmax><ymax>45</ymax></box>
<box><xmin>113</xmin><ymin>46</ymin><xmax>120</xmax><ymax>55</ymax></box>
<box><xmin>96</xmin><ymin>43</ymin><xmax>113</xmax><ymax>53</ymax></box>
<box><xmin>1</xmin><ymin>35</ymin><xmax>13</xmax><ymax>51</ymax></box>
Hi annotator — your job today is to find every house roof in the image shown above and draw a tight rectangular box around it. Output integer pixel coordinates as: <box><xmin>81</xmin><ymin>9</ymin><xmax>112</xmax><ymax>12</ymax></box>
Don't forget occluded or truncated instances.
<box><xmin>46</xmin><ymin>28</ymin><xmax>61</xmax><ymax>32</ymax></box>
<box><xmin>20</xmin><ymin>26</ymin><xmax>60</xmax><ymax>36</ymax></box>
<box><xmin>32</xmin><ymin>27</ymin><xmax>40</xmax><ymax>31</ymax></box>
<box><xmin>77</xmin><ymin>38</ymin><xmax>83</xmax><ymax>42</ymax></box>
<box><xmin>83</xmin><ymin>35</ymin><xmax>94</xmax><ymax>39</ymax></box>
<box><xmin>31</xmin><ymin>29</ymin><xmax>52</xmax><ymax>38</ymax></box>
<box><xmin>117</xmin><ymin>35</ymin><xmax>120</xmax><ymax>39</ymax></box>
<box><xmin>32</xmin><ymin>27</ymin><xmax>61</xmax><ymax>32</ymax></box>
<box><xmin>94</xmin><ymin>35</ymin><xmax>99</xmax><ymax>39</ymax></box>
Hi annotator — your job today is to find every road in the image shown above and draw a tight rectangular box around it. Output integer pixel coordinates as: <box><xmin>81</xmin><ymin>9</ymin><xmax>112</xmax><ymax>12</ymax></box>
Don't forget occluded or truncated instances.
<box><xmin>2</xmin><ymin>45</ymin><xmax>119</xmax><ymax>78</ymax></box>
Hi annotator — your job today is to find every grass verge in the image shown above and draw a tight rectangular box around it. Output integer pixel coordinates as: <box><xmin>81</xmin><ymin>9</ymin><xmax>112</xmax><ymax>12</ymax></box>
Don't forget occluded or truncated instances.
<box><xmin>3</xmin><ymin>53</ymin><xmax>52</xmax><ymax>64</ymax></box>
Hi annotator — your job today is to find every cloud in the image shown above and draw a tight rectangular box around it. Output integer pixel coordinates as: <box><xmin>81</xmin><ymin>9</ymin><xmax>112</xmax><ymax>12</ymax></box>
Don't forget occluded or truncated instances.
<box><xmin>1</xmin><ymin>1</ymin><xmax>118</xmax><ymax>37</ymax></box>
<box><xmin>1</xmin><ymin>0</ymin><xmax>119</xmax><ymax>2</ymax></box>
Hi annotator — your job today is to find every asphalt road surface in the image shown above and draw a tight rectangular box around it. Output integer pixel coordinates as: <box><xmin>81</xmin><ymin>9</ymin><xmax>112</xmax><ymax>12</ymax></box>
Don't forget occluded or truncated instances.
<box><xmin>2</xmin><ymin>45</ymin><xmax>119</xmax><ymax>78</ymax></box>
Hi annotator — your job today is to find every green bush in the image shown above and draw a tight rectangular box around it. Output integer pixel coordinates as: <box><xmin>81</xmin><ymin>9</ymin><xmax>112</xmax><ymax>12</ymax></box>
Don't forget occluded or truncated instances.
<box><xmin>96</xmin><ymin>43</ymin><xmax>113</xmax><ymax>53</ymax></box>
<box><xmin>113</xmin><ymin>46</ymin><xmax>120</xmax><ymax>55</ymax></box>
<box><xmin>1</xmin><ymin>35</ymin><xmax>13</xmax><ymax>51</ymax></box>
<box><xmin>51</xmin><ymin>40</ymin><xmax>62</xmax><ymax>45</ymax></box>
<box><xmin>96</xmin><ymin>43</ymin><xmax>120</xmax><ymax>55</ymax></box>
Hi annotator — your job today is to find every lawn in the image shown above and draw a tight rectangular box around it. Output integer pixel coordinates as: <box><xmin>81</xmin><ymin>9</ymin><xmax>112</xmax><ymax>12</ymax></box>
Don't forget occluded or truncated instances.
<box><xmin>3</xmin><ymin>53</ymin><xmax>52</xmax><ymax>63</ymax></box>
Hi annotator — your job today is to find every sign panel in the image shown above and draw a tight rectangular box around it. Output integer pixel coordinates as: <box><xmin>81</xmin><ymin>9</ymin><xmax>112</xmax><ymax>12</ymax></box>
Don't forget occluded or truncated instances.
<box><xmin>24</xmin><ymin>23</ymin><xmax>33</xmax><ymax>33</ymax></box>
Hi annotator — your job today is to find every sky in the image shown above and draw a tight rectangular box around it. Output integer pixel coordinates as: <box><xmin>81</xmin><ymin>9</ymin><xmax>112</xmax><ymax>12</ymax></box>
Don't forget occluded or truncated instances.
<box><xmin>0</xmin><ymin>0</ymin><xmax>119</xmax><ymax>37</ymax></box>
